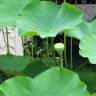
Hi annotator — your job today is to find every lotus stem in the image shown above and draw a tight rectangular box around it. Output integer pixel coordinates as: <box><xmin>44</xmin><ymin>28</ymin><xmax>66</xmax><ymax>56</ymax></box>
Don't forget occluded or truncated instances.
<box><xmin>22</xmin><ymin>37</ymin><xmax>24</xmax><ymax>54</ymax></box>
<box><xmin>51</xmin><ymin>38</ymin><xmax>55</xmax><ymax>59</ymax></box>
<box><xmin>60</xmin><ymin>54</ymin><xmax>63</xmax><ymax>68</ymax></box>
<box><xmin>70</xmin><ymin>37</ymin><xmax>73</xmax><ymax>69</ymax></box>
<box><xmin>46</xmin><ymin>38</ymin><xmax>49</xmax><ymax>63</ymax></box>
<box><xmin>64</xmin><ymin>33</ymin><xmax>67</xmax><ymax>67</ymax></box>
<box><xmin>31</xmin><ymin>36</ymin><xmax>34</xmax><ymax>60</ymax></box>
<box><xmin>6</xmin><ymin>27</ymin><xmax>10</xmax><ymax>55</ymax></box>
<box><xmin>25</xmin><ymin>39</ymin><xmax>30</xmax><ymax>56</ymax></box>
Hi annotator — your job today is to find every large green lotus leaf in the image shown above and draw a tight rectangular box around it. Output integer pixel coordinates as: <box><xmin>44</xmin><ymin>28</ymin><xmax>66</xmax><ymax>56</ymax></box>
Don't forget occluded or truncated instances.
<box><xmin>65</xmin><ymin>19</ymin><xmax>96</xmax><ymax>64</ymax></box>
<box><xmin>79</xmin><ymin>20</ymin><xmax>96</xmax><ymax>64</ymax></box>
<box><xmin>65</xmin><ymin>20</ymin><xmax>90</xmax><ymax>40</ymax></box>
<box><xmin>0</xmin><ymin>67</ymin><xmax>90</xmax><ymax>96</ymax></box>
<box><xmin>0</xmin><ymin>55</ymin><xmax>31</xmax><ymax>74</ymax></box>
<box><xmin>17</xmin><ymin>1</ymin><xmax>83</xmax><ymax>38</ymax></box>
<box><xmin>0</xmin><ymin>0</ymin><xmax>38</xmax><ymax>28</ymax></box>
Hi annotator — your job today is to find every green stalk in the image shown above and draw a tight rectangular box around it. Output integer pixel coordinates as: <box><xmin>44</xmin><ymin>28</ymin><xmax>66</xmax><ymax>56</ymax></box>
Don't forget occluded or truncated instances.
<box><xmin>25</xmin><ymin>39</ymin><xmax>30</xmax><ymax>56</ymax></box>
<box><xmin>6</xmin><ymin>27</ymin><xmax>10</xmax><ymax>55</ymax></box>
<box><xmin>70</xmin><ymin>37</ymin><xmax>73</xmax><ymax>69</ymax></box>
<box><xmin>22</xmin><ymin>37</ymin><xmax>27</xmax><ymax>56</ymax></box>
<box><xmin>31</xmin><ymin>36</ymin><xmax>34</xmax><ymax>60</ymax></box>
<box><xmin>46</xmin><ymin>38</ymin><xmax>49</xmax><ymax>63</ymax></box>
<box><xmin>51</xmin><ymin>38</ymin><xmax>55</xmax><ymax>59</ymax></box>
<box><xmin>70</xmin><ymin>0</ymin><xmax>78</xmax><ymax>69</ymax></box>
<box><xmin>63</xmin><ymin>0</ymin><xmax>67</xmax><ymax>67</ymax></box>
<box><xmin>60</xmin><ymin>54</ymin><xmax>63</xmax><ymax>68</ymax></box>
<box><xmin>22</xmin><ymin>37</ymin><xmax>24</xmax><ymax>50</ymax></box>
<box><xmin>64</xmin><ymin>33</ymin><xmax>67</xmax><ymax>67</ymax></box>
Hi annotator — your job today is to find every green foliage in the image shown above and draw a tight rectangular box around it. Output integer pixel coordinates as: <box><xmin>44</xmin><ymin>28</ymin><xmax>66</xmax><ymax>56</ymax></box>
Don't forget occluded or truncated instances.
<box><xmin>17</xmin><ymin>1</ymin><xmax>83</xmax><ymax>38</ymax></box>
<box><xmin>0</xmin><ymin>0</ymin><xmax>38</xmax><ymax>28</ymax></box>
<box><xmin>23</xmin><ymin>58</ymin><xmax>47</xmax><ymax>77</ymax></box>
<box><xmin>0</xmin><ymin>0</ymin><xmax>95</xmax><ymax>95</ymax></box>
<box><xmin>77</xmin><ymin>67</ymin><xmax>96</xmax><ymax>93</ymax></box>
<box><xmin>0</xmin><ymin>55</ymin><xmax>31</xmax><ymax>74</ymax></box>
<box><xmin>0</xmin><ymin>67</ymin><xmax>90</xmax><ymax>96</ymax></box>
<box><xmin>92</xmin><ymin>93</ymin><xmax>96</xmax><ymax>96</ymax></box>
<box><xmin>79</xmin><ymin>20</ymin><xmax>96</xmax><ymax>64</ymax></box>
<box><xmin>66</xmin><ymin>20</ymin><xmax>88</xmax><ymax>40</ymax></box>
<box><xmin>66</xmin><ymin>19</ymin><xmax>96</xmax><ymax>64</ymax></box>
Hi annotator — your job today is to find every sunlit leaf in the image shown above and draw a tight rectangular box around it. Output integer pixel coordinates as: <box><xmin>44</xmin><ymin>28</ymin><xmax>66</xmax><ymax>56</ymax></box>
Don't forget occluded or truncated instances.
<box><xmin>18</xmin><ymin>1</ymin><xmax>83</xmax><ymax>38</ymax></box>
<box><xmin>0</xmin><ymin>0</ymin><xmax>38</xmax><ymax>28</ymax></box>
<box><xmin>0</xmin><ymin>67</ymin><xmax>90</xmax><ymax>96</ymax></box>
<box><xmin>66</xmin><ymin>20</ymin><xmax>89</xmax><ymax>40</ymax></box>
<box><xmin>66</xmin><ymin>19</ymin><xmax>96</xmax><ymax>64</ymax></box>
<box><xmin>79</xmin><ymin>20</ymin><xmax>96</xmax><ymax>64</ymax></box>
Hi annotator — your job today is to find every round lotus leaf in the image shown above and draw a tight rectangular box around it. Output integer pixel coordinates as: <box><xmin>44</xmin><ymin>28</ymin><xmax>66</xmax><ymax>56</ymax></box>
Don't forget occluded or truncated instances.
<box><xmin>0</xmin><ymin>0</ymin><xmax>38</xmax><ymax>28</ymax></box>
<box><xmin>79</xmin><ymin>20</ymin><xmax>96</xmax><ymax>64</ymax></box>
<box><xmin>17</xmin><ymin>1</ymin><xmax>83</xmax><ymax>38</ymax></box>
<box><xmin>0</xmin><ymin>67</ymin><xmax>90</xmax><ymax>96</ymax></box>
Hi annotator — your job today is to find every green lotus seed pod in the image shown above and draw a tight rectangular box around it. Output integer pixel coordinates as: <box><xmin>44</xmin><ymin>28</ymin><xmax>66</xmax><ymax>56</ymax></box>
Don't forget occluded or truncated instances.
<box><xmin>54</xmin><ymin>43</ymin><xmax>64</xmax><ymax>55</ymax></box>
